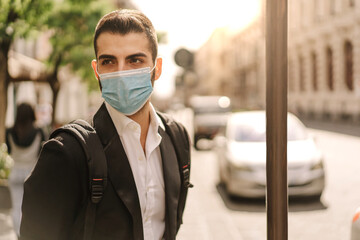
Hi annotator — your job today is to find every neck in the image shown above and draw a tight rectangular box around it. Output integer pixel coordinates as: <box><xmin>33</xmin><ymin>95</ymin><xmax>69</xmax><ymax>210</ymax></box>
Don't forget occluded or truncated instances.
<box><xmin>129</xmin><ymin>102</ymin><xmax>151</xmax><ymax>152</ymax></box>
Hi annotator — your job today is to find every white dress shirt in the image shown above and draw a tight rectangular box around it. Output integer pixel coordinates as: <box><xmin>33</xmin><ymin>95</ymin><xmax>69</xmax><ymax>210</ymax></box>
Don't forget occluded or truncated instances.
<box><xmin>105</xmin><ymin>102</ymin><xmax>166</xmax><ymax>240</ymax></box>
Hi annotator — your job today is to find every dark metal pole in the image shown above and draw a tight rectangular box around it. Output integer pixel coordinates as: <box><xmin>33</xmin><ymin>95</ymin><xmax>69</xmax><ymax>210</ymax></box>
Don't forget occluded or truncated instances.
<box><xmin>266</xmin><ymin>0</ymin><xmax>288</xmax><ymax>240</ymax></box>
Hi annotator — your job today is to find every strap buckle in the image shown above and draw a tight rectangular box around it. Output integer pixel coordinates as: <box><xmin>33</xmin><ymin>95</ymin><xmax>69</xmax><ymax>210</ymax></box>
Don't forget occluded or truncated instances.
<box><xmin>182</xmin><ymin>167</ymin><xmax>194</xmax><ymax>188</ymax></box>
<box><xmin>91</xmin><ymin>178</ymin><xmax>104</xmax><ymax>203</ymax></box>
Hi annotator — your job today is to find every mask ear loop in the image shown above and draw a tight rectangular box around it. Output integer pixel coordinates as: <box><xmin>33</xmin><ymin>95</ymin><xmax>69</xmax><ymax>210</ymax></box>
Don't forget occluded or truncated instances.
<box><xmin>96</xmin><ymin>61</ymin><xmax>100</xmax><ymax>76</ymax></box>
<box><xmin>149</xmin><ymin>59</ymin><xmax>157</xmax><ymax>73</ymax></box>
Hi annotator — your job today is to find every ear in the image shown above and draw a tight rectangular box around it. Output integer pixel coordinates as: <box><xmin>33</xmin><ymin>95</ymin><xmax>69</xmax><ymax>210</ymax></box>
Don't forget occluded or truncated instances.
<box><xmin>154</xmin><ymin>57</ymin><xmax>162</xmax><ymax>81</ymax></box>
<box><xmin>91</xmin><ymin>59</ymin><xmax>99</xmax><ymax>80</ymax></box>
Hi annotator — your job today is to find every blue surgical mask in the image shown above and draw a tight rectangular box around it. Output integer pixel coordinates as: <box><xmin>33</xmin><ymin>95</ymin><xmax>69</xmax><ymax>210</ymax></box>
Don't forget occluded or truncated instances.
<box><xmin>98</xmin><ymin>63</ymin><xmax>156</xmax><ymax>115</ymax></box>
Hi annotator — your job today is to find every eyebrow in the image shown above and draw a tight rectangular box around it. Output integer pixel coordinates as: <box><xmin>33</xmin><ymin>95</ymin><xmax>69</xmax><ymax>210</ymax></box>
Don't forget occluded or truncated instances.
<box><xmin>98</xmin><ymin>54</ymin><xmax>116</xmax><ymax>60</ymax></box>
<box><xmin>98</xmin><ymin>52</ymin><xmax>149</xmax><ymax>61</ymax></box>
<box><xmin>125</xmin><ymin>52</ymin><xmax>148</xmax><ymax>60</ymax></box>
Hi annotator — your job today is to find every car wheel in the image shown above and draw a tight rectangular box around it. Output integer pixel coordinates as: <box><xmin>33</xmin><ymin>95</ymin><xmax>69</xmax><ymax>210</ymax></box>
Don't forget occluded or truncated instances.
<box><xmin>219</xmin><ymin>166</ymin><xmax>225</xmax><ymax>183</ymax></box>
<box><xmin>219</xmin><ymin>167</ymin><xmax>229</xmax><ymax>192</ymax></box>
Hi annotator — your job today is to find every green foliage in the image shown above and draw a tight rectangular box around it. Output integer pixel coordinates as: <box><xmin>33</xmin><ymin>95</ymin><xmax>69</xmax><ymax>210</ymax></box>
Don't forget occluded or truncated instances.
<box><xmin>157</xmin><ymin>31</ymin><xmax>168</xmax><ymax>44</ymax></box>
<box><xmin>0</xmin><ymin>143</ymin><xmax>13</xmax><ymax>181</ymax></box>
<box><xmin>0</xmin><ymin>0</ymin><xmax>53</xmax><ymax>42</ymax></box>
<box><xmin>46</xmin><ymin>0</ymin><xmax>113</xmax><ymax>92</ymax></box>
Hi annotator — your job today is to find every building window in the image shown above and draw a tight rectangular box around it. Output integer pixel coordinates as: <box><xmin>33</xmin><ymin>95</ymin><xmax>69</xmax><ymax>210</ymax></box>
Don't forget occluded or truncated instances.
<box><xmin>344</xmin><ymin>41</ymin><xmax>354</xmax><ymax>91</ymax></box>
<box><xmin>311</xmin><ymin>52</ymin><xmax>317</xmax><ymax>91</ymax></box>
<box><xmin>330</xmin><ymin>0</ymin><xmax>336</xmax><ymax>15</ymax></box>
<box><xmin>300</xmin><ymin>0</ymin><xmax>304</xmax><ymax>27</ymax></box>
<box><xmin>326</xmin><ymin>47</ymin><xmax>334</xmax><ymax>91</ymax></box>
<box><xmin>350</xmin><ymin>0</ymin><xmax>355</xmax><ymax>7</ymax></box>
<box><xmin>313</xmin><ymin>1</ymin><xmax>319</xmax><ymax>22</ymax></box>
<box><xmin>299</xmin><ymin>55</ymin><xmax>305</xmax><ymax>92</ymax></box>
<box><xmin>288</xmin><ymin>60</ymin><xmax>295</xmax><ymax>92</ymax></box>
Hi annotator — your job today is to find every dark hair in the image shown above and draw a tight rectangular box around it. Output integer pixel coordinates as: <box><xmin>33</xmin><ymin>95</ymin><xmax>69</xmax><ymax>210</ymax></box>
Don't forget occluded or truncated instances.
<box><xmin>93</xmin><ymin>9</ymin><xmax>158</xmax><ymax>62</ymax></box>
<box><xmin>13</xmin><ymin>103</ymin><xmax>36</xmax><ymax>141</ymax></box>
<box><xmin>14</xmin><ymin>103</ymin><xmax>36</xmax><ymax>129</ymax></box>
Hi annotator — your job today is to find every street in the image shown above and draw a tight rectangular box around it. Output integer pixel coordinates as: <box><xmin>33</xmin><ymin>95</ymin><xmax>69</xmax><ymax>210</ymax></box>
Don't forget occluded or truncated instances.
<box><xmin>177</xmin><ymin>128</ymin><xmax>360</xmax><ymax>240</ymax></box>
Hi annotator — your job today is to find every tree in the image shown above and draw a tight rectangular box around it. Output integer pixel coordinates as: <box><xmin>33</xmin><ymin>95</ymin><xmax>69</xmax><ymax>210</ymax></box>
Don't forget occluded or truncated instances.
<box><xmin>44</xmin><ymin>0</ymin><xmax>111</xmax><ymax>126</ymax></box>
<box><xmin>0</xmin><ymin>0</ymin><xmax>53</xmax><ymax>143</ymax></box>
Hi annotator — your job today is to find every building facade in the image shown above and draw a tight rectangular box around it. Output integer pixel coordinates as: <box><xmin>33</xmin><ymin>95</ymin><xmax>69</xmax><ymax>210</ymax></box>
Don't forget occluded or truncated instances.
<box><xmin>193</xmin><ymin>28</ymin><xmax>234</xmax><ymax>97</ymax></box>
<box><xmin>194</xmin><ymin>0</ymin><xmax>360</xmax><ymax>121</ymax></box>
<box><xmin>288</xmin><ymin>0</ymin><xmax>360</xmax><ymax>120</ymax></box>
<box><xmin>194</xmin><ymin>0</ymin><xmax>265</xmax><ymax>111</ymax></box>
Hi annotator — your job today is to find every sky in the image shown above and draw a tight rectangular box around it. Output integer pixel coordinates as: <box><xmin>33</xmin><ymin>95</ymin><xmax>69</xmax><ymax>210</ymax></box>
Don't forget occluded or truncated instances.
<box><xmin>131</xmin><ymin>0</ymin><xmax>262</xmax><ymax>98</ymax></box>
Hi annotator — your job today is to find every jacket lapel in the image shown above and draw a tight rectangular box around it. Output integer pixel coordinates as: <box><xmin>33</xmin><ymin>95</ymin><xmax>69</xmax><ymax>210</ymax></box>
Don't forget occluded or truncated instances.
<box><xmin>158</xmin><ymin>127</ymin><xmax>181</xmax><ymax>239</ymax></box>
<box><xmin>93</xmin><ymin>103</ymin><xmax>143</xmax><ymax>239</ymax></box>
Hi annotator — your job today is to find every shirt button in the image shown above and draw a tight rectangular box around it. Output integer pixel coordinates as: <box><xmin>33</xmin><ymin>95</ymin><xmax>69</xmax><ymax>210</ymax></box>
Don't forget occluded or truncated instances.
<box><xmin>129</xmin><ymin>123</ymin><xmax>137</xmax><ymax>131</ymax></box>
<box><xmin>138</xmin><ymin>156</ymin><xmax>144</xmax><ymax>161</ymax></box>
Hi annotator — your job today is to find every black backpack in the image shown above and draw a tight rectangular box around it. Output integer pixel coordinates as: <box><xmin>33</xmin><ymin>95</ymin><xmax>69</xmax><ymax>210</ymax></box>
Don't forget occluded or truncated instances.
<box><xmin>50</xmin><ymin>114</ymin><xmax>192</xmax><ymax>239</ymax></box>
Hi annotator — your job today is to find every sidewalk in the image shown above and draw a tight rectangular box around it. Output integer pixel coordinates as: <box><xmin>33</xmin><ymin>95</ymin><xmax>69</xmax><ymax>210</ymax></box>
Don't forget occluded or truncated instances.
<box><xmin>0</xmin><ymin>186</ymin><xmax>17</xmax><ymax>240</ymax></box>
<box><xmin>301</xmin><ymin>118</ymin><xmax>360</xmax><ymax>137</ymax></box>
<box><xmin>0</xmin><ymin>209</ymin><xmax>17</xmax><ymax>240</ymax></box>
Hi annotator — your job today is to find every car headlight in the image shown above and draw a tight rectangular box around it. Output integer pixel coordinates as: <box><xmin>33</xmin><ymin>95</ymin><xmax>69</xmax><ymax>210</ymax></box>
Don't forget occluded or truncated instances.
<box><xmin>225</xmin><ymin>151</ymin><xmax>253</xmax><ymax>172</ymax></box>
<box><xmin>311</xmin><ymin>159</ymin><xmax>324</xmax><ymax>170</ymax></box>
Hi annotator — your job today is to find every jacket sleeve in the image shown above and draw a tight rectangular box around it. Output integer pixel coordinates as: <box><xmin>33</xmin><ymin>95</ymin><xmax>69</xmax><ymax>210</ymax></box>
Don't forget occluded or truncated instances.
<box><xmin>20</xmin><ymin>133</ymin><xmax>88</xmax><ymax>240</ymax></box>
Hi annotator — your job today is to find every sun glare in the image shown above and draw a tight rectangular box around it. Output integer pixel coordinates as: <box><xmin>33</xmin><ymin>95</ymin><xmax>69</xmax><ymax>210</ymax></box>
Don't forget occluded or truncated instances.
<box><xmin>133</xmin><ymin>0</ymin><xmax>261</xmax><ymax>50</ymax></box>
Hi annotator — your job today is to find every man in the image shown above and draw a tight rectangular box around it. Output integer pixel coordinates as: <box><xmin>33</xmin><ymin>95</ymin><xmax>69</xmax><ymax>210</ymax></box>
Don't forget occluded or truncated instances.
<box><xmin>20</xmin><ymin>9</ymin><xmax>191</xmax><ymax>240</ymax></box>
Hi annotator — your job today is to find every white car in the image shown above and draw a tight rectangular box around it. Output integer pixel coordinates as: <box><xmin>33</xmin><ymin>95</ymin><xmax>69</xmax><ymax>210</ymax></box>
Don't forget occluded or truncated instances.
<box><xmin>215</xmin><ymin>111</ymin><xmax>325</xmax><ymax>198</ymax></box>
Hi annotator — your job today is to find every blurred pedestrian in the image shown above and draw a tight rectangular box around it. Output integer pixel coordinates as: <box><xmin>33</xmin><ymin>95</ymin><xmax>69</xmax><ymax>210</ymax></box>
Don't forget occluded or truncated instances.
<box><xmin>5</xmin><ymin>102</ymin><xmax>45</xmax><ymax>236</ymax></box>
<box><xmin>20</xmin><ymin>9</ymin><xmax>192</xmax><ymax>240</ymax></box>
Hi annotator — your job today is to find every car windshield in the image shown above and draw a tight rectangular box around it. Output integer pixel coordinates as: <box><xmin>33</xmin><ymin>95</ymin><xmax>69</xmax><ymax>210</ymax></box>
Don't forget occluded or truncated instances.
<box><xmin>234</xmin><ymin>115</ymin><xmax>308</xmax><ymax>142</ymax></box>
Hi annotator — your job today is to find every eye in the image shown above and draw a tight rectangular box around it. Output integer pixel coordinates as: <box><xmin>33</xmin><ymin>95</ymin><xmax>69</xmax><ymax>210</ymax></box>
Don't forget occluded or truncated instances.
<box><xmin>101</xmin><ymin>59</ymin><xmax>113</xmax><ymax>65</ymax></box>
<box><xmin>129</xmin><ymin>58</ymin><xmax>143</xmax><ymax>64</ymax></box>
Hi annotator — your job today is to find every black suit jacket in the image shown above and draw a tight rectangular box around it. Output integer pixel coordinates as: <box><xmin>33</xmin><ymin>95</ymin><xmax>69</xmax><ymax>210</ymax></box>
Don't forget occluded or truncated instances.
<box><xmin>20</xmin><ymin>103</ymin><xmax>188</xmax><ymax>240</ymax></box>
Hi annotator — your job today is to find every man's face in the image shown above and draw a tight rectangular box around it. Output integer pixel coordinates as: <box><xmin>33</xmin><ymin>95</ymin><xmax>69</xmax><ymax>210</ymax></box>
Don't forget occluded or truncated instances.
<box><xmin>94</xmin><ymin>31</ymin><xmax>154</xmax><ymax>74</ymax></box>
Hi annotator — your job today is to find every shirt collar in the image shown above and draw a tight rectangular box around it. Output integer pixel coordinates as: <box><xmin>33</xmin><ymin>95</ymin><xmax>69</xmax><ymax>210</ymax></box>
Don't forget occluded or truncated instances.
<box><xmin>151</xmin><ymin>104</ymin><xmax>165</xmax><ymax>131</ymax></box>
<box><xmin>105</xmin><ymin>102</ymin><xmax>165</xmax><ymax>136</ymax></box>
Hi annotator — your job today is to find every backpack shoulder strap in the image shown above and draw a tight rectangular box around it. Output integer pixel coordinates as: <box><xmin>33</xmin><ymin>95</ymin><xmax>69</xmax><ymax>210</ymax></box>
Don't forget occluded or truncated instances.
<box><xmin>157</xmin><ymin>112</ymin><xmax>193</xmax><ymax>187</ymax></box>
<box><xmin>50</xmin><ymin>119</ymin><xmax>107</xmax><ymax>240</ymax></box>
<box><xmin>50</xmin><ymin>119</ymin><xmax>108</xmax><ymax>202</ymax></box>
<box><xmin>157</xmin><ymin>112</ymin><xmax>193</xmax><ymax>230</ymax></box>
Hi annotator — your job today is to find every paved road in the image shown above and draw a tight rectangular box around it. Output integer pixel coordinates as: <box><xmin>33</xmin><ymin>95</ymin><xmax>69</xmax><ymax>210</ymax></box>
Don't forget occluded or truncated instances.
<box><xmin>177</xmin><ymin>149</ymin><xmax>244</xmax><ymax>240</ymax></box>
<box><xmin>177</xmin><ymin>126</ymin><xmax>360</xmax><ymax>240</ymax></box>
